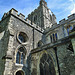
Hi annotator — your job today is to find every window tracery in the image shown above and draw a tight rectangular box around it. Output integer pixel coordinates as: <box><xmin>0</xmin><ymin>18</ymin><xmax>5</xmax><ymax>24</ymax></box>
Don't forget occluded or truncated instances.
<box><xmin>16</xmin><ymin>47</ymin><xmax>26</xmax><ymax>64</ymax></box>
<box><xmin>50</xmin><ymin>33</ymin><xmax>58</xmax><ymax>42</ymax></box>
<box><xmin>40</xmin><ymin>53</ymin><xmax>56</xmax><ymax>75</ymax></box>
<box><xmin>17</xmin><ymin>32</ymin><xmax>29</xmax><ymax>44</ymax></box>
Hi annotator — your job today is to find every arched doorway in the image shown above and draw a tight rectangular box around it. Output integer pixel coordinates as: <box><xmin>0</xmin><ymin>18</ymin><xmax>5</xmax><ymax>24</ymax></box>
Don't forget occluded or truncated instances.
<box><xmin>16</xmin><ymin>70</ymin><xmax>24</xmax><ymax>75</ymax></box>
<box><xmin>40</xmin><ymin>53</ymin><xmax>56</xmax><ymax>75</ymax></box>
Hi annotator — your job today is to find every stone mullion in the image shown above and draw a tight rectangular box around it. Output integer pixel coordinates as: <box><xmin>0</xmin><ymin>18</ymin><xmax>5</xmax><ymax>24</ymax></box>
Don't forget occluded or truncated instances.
<box><xmin>54</xmin><ymin>33</ymin><xmax>56</xmax><ymax>41</ymax></box>
<box><xmin>51</xmin><ymin>34</ymin><xmax>53</xmax><ymax>42</ymax></box>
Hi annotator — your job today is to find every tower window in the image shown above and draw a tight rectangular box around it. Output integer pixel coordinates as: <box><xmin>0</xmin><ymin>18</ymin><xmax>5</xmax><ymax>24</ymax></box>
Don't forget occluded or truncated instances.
<box><xmin>16</xmin><ymin>47</ymin><xmax>26</xmax><ymax>64</ymax></box>
<box><xmin>16</xmin><ymin>51</ymin><xmax>20</xmax><ymax>64</ymax></box>
<box><xmin>34</xmin><ymin>15</ymin><xmax>37</xmax><ymax>22</ymax></box>
<box><xmin>17</xmin><ymin>32</ymin><xmax>29</xmax><ymax>44</ymax></box>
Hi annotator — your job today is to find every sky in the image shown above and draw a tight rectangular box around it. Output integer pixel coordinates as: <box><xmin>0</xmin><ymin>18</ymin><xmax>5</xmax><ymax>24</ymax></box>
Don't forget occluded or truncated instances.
<box><xmin>0</xmin><ymin>0</ymin><xmax>75</xmax><ymax>23</ymax></box>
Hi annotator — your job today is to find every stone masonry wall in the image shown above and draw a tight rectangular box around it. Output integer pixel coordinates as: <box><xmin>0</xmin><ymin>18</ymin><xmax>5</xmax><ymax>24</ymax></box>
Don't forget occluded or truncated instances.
<box><xmin>0</xmin><ymin>17</ymin><xmax>10</xmax><ymax>75</ymax></box>
<box><xmin>57</xmin><ymin>43</ymin><xmax>75</xmax><ymax>75</ymax></box>
<box><xmin>31</xmin><ymin>48</ymin><xmax>59</xmax><ymax>75</ymax></box>
<box><xmin>5</xmin><ymin>14</ymin><xmax>43</xmax><ymax>75</ymax></box>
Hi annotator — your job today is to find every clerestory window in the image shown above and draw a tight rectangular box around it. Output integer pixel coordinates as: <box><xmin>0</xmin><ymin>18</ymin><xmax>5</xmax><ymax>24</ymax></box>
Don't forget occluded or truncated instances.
<box><xmin>50</xmin><ymin>33</ymin><xmax>58</xmax><ymax>43</ymax></box>
<box><xmin>67</xmin><ymin>26</ymin><xmax>73</xmax><ymax>35</ymax></box>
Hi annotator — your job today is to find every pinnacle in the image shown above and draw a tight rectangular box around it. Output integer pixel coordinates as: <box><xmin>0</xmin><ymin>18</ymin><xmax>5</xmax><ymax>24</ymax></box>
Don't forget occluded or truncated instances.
<box><xmin>40</xmin><ymin>0</ymin><xmax>45</xmax><ymax>1</ymax></box>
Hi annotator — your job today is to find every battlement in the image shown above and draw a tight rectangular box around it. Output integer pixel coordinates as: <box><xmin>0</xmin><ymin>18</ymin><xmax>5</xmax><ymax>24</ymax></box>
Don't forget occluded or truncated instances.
<box><xmin>68</xmin><ymin>13</ymin><xmax>75</xmax><ymax>21</ymax></box>
<box><xmin>44</xmin><ymin>13</ymin><xmax>75</xmax><ymax>33</ymax></box>
<box><xmin>1</xmin><ymin>8</ymin><xmax>75</xmax><ymax>33</ymax></box>
<box><xmin>1</xmin><ymin>8</ymin><xmax>44</xmax><ymax>33</ymax></box>
<box><xmin>59</xmin><ymin>13</ymin><xmax>75</xmax><ymax>25</ymax></box>
<box><xmin>59</xmin><ymin>18</ymin><xmax>66</xmax><ymax>24</ymax></box>
<box><xmin>25</xmin><ymin>18</ymin><xmax>44</xmax><ymax>32</ymax></box>
<box><xmin>2</xmin><ymin>8</ymin><xmax>25</xmax><ymax>20</ymax></box>
<box><xmin>27</xmin><ymin>0</ymin><xmax>48</xmax><ymax>18</ymax></box>
<box><xmin>27</xmin><ymin>6</ymin><xmax>40</xmax><ymax>18</ymax></box>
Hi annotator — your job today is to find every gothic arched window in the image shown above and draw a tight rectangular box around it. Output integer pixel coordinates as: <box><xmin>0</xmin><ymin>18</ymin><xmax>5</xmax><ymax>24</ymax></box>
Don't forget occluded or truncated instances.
<box><xmin>40</xmin><ymin>53</ymin><xmax>56</xmax><ymax>75</ymax></box>
<box><xmin>66</xmin><ymin>25</ymin><xmax>73</xmax><ymax>35</ymax></box>
<box><xmin>50</xmin><ymin>33</ymin><xmax>58</xmax><ymax>43</ymax></box>
<box><xmin>16</xmin><ymin>47</ymin><xmax>26</xmax><ymax>64</ymax></box>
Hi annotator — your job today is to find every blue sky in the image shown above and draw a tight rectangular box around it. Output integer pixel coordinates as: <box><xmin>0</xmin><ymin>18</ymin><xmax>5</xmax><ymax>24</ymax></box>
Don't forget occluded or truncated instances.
<box><xmin>0</xmin><ymin>0</ymin><xmax>75</xmax><ymax>23</ymax></box>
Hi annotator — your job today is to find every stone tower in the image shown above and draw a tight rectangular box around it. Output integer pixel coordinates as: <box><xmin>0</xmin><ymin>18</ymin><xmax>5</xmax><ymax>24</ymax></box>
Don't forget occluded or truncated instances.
<box><xmin>27</xmin><ymin>0</ymin><xmax>57</xmax><ymax>29</ymax></box>
<box><xmin>0</xmin><ymin>0</ymin><xmax>75</xmax><ymax>75</ymax></box>
<box><xmin>0</xmin><ymin>8</ymin><xmax>43</xmax><ymax>75</ymax></box>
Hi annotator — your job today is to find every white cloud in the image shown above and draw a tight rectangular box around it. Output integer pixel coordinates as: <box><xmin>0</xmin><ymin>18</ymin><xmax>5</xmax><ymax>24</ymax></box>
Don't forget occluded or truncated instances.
<box><xmin>71</xmin><ymin>4</ymin><xmax>75</xmax><ymax>14</ymax></box>
<box><xmin>69</xmin><ymin>0</ymin><xmax>73</xmax><ymax>2</ymax></box>
<box><xmin>47</xmin><ymin>0</ymin><xmax>75</xmax><ymax>23</ymax></box>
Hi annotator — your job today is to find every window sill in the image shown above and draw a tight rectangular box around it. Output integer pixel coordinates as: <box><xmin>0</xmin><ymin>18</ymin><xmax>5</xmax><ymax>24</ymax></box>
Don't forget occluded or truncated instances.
<box><xmin>15</xmin><ymin>63</ymin><xmax>23</xmax><ymax>66</ymax></box>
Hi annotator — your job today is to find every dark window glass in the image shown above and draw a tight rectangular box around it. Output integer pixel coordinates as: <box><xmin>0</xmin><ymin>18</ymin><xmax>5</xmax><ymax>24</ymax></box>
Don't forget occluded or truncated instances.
<box><xmin>67</xmin><ymin>28</ymin><xmax>69</xmax><ymax>35</ymax></box>
<box><xmin>50</xmin><ymin>35</ymin><xmax>52</xmax><ymax>42</ymax></box>
<box><xmin>70</xmin><ymin>26</ymin><xmax>73</xmax><ymax>30</ymax></box>
<box><xmin>18</xmin><ymin>32</ymin><xmax>28</xmax><ymax>43</ymax></box>
<box><xmin>40</xmin><ymin>54</ymin><xmax>56</xmax><ymax>75</ymax></box>
<box><xmin>16</xmin><ymin>71</ymin><xmax>24</xmax><ymax>75</ymax></box>
<box><xmin>53</xmin><ymin>34</ymin><xmax>55</xmax><ymax>42</ymax></box>
<box><xmin>38</xmin><ymin>41</ymin><xmax>43</xmax><ymax>47</ymax></box>
<box><xmin>21</xmin><ymin>53</ymin><xmax>24</xmax><ymax>64</ymax></box>
<box><xmin>18</xmin><ymin>34</ymin><xmax>24</xmax><ymax>42</ymax></box>
<box><xmin>16</xmin><ymin>47</ymin><xmax>26</xmax><ymax>64</ymax></box>
<box><xmin>16</xmin><ymin>51</ymin><xmax>20</xmax><ymax>64</ymax></box>
<box><xmin>73</xmin><ymin>25</ymin><xmax>75</xmax><ymax>27</ymax></box>
<box><xmin>55</xmin><ymin>33</ymin><xmax>57</xmax><ymax>41</ymax></box>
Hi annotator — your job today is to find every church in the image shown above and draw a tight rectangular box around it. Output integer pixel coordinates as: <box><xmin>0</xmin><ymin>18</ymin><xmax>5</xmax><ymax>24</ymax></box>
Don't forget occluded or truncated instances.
<box><xmin>0</xmin><ymin>0</ymin><xmax>75</xmax><ymax>75</ymax></box>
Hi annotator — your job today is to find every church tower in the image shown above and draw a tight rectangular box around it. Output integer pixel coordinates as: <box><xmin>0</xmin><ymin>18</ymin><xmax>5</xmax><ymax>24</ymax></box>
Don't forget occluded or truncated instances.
<box><xmin>27</xmin><ymin>0</ymin><xmax>57</xmax><ymax>29</ymax></box>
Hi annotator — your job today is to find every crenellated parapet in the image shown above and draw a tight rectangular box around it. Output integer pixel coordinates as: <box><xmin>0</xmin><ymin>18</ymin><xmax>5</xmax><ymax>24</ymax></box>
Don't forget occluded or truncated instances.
<box><xmin>68</xmin><ymin>13</ymin><xmax>75</xmax><ymax>21</ymax></box>
<box><xmin>59</xmin><ymin>13</ymin><xmax>75</xmax><ymax>25</ymax></box>
<box><xmin>44</xmin><ymin>13</ymin><xmax>75</xmax><ymax>33</ymax></box>
<box><xmin>1</xmin><ymin>8</ymin><xmax>25</xmax><ymax>20</ymax></box>
<box><xmin>1</xmin><ymin>8</ymin><xmax>75</xmax><ymax>33</ymax></box>
<box><xmin>59</xmin><ymin>18</ymin><xmax>66</xmax><ymax>25</ymax></box>
<box><xmin>27</xmin><ymin>6</ymin><xmax>40</xmax><ymax>18</ymax></box>
<box><xmin>25</xmin><ymin>18</ymin><xmax>44</xmax><ymax>32</ymax></box>
<box><xmin>1</xmin><ymin>8</ymin><xmax>44</xmax><ymax>33</ymax></box>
